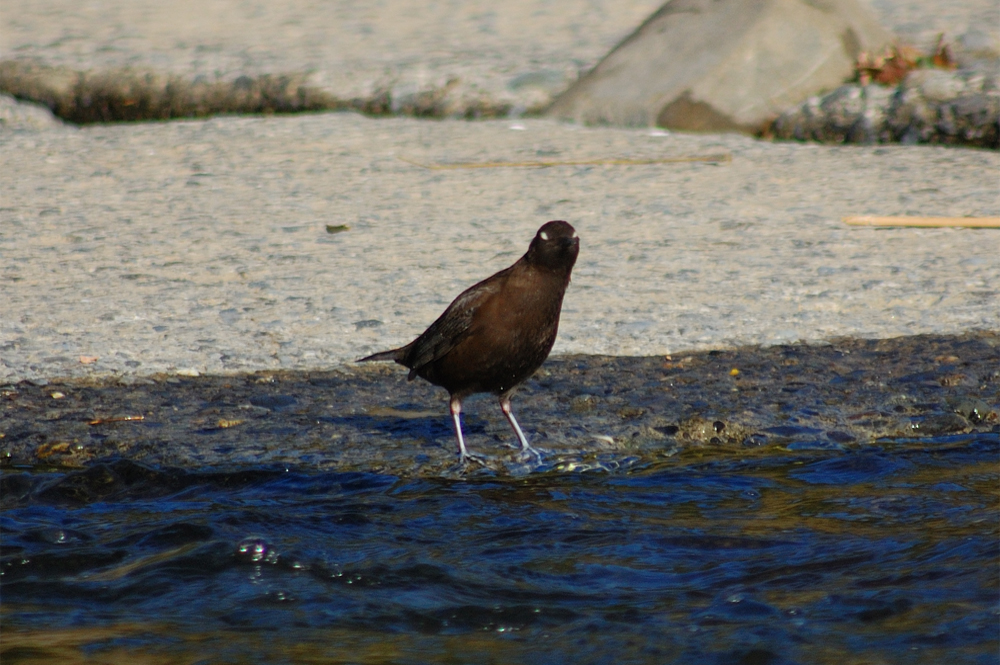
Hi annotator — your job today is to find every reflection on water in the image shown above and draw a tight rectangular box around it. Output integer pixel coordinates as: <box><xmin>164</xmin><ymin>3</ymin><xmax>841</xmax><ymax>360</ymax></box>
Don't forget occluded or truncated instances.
<box><xmin>2</xmin><ymin>434</ymin><xmax>998</xmax><ymax>664</ymax></box>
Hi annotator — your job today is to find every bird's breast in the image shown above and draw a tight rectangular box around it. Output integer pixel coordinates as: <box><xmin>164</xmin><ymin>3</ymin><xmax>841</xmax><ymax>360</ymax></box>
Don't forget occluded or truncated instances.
<box><xmin>427</xmin><ymin>269</ymin><xmax>569</xmax><ymax>395</ymax></box>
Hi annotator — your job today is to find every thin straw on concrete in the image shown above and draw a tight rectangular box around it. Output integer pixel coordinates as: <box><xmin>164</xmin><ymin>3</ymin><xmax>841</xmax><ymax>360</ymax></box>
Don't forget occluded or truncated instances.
<box><xmin>844</xmin><ymin>216</ymin><xmax>1000</xmax><ymax>228</ymax></box>
<box><xmin>398</xmin><ymin>154</ymin><xmax>732</xmax><ymax>169</ymax></box>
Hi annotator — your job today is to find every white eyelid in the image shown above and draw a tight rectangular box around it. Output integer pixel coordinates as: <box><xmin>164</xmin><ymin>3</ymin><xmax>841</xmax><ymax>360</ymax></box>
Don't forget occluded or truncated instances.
<box><xmin>540</xmin><ymin>231</ymin><xmax>549</xmax><ymax>240</ymax></box>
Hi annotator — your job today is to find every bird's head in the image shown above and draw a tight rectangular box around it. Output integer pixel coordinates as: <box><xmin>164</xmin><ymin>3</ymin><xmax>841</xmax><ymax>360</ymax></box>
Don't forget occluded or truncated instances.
<box><xmin>526</xmin><ymin>220</ymin><xmax>579</xmax><ymax>273</ymax></box>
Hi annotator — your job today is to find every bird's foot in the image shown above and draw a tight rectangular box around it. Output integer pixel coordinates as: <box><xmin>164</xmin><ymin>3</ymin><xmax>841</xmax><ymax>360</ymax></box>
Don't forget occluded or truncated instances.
<box><xmin>516</xmin><ymin>445</ymin><xmax>545</xmax><ymax>464</ymax></box>
<box><xmin>456</xmin><ymin>450</ymin><xmax>489</xmax><ymax>470</ymax></box>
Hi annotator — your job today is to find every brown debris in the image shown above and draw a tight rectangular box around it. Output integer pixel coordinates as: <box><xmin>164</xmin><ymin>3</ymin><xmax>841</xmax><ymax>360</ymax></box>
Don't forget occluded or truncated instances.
<box><xmin>89</xmin><ymin>415</ymin><xmax>145</xmax><ymax>426</ymax></box>
<box><xmin>855</xmin><ymin>35</ymin><xmax>957</xmax><ymax>86</ymax></box>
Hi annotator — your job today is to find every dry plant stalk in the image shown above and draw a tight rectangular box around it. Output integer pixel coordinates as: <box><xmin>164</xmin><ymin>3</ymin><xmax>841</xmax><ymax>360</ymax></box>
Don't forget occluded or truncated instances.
<box><xmin>398</xmin><ymin>154</ymin><xmax>731</xmax><ymax>170</ymax></box>
<box><xmin>844</xmin><ymin>216</ymin><xmax>1000</xmax><ymax>228</ymax></box>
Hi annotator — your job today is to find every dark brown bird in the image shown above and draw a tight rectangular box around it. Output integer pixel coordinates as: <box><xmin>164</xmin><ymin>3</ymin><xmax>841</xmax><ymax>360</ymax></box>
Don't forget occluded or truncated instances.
<box><xmin>358</xmin><ymin>220</ymin><xmax>579</xmax><ymax>464</ymax></box>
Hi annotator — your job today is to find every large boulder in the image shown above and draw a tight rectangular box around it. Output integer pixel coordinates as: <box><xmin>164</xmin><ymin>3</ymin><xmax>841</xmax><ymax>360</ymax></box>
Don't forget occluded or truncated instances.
<box><xmin>547</xmin><ymin>0</ymin><xmax>894</xmax><ymax>132</ymax></box>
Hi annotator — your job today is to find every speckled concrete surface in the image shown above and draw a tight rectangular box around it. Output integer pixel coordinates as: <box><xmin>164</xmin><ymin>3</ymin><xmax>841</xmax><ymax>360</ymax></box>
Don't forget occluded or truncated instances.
<box><xmin>1</xmin><ymin>0</ymin><xmax>997</xmax><ymax>116</ymax></box>
<box><xmin>2</xmin><ymin>1</ymin><xmax>999</xmax><ymax>383</ymax></box>
<box><xmin>0</xmin><ymin>0</ymin><xmax>663</xmax><ymax>115</ymax></box>
<box><xmin>1</xmin><ymin>108</ymin><xmax>997</xmax><ymax>383</ymax></box>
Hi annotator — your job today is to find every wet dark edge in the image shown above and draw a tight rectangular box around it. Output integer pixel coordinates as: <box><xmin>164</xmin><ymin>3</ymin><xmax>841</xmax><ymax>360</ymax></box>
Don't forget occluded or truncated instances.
<box><xmin>2</xmin><ymin>332</ymin><xmax>998</xmax><ymax>476</ymax></box>
<box><xmin>2</xmin><ymin>61</ymin><xmax>997</xmax><ymax>149</ymax></box>
<box><xmin>1</xmin><ymin>332</ymin><xmax>998</xmax><ymax>664</ymax></box>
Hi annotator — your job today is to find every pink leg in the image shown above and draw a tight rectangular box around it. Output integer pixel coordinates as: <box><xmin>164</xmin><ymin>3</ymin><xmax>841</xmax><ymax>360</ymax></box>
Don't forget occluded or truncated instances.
<box><xmin>499</xmin><ymin>395</ymin><xmax>541</xmax><ymax>460</ymax></box>
<box><xmin>449</xmin><ymin>395</ymin><xmax>484</xmax><ymax>464</ymax></box>
<box><xmin>449</xmin><ymin>396</ymin><xmax>469</xmax><ymax>460</ymax></box>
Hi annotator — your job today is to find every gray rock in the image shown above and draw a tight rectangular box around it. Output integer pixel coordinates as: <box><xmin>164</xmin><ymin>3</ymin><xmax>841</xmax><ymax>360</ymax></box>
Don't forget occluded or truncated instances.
<box><xmin>889</xmin><ymin>69</ymin><xmax>1000</xmax><ymax>147</ymax></box>
<box><xmin>771</xmin><ymin>84</ymin><xmax>894</xmax><ymax>143</ymax></box>
<box><xmin>0</xmin><ymin>93</ymin><xmax>63</xmax><ymax>132</ymax></box>
<box><xmin>547</xmin><ymin>0</ymin><xmax>893</xmax><ymax>132</ymax></box>
<box><xmin>957</xmin><ymin>26</ymin><xmax>1000</xmax><ymax>69</ymax></box>
<box><xmin>772</xmin><ymin>68</ymin><xmax>1000</xmax><ymax>147</ymax></box>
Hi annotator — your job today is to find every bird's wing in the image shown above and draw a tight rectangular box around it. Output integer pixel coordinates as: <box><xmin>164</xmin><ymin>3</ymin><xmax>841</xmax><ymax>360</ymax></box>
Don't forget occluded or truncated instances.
<box><xmin>403</xmin><ymin>272</ymin><xmax>506</xmax><ymax>375</ymax></box>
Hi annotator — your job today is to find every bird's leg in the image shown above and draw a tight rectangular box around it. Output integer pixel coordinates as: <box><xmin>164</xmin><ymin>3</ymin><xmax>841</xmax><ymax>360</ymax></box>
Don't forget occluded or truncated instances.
<box><xmin>450</xmin><ymin>395</ymin><xmax>485</xmax><ymax>466</ymax></box>
<box><xmin>499</xmin><ymin>395</ymin><xmax>542</xmax><ymax>461</ymax></box>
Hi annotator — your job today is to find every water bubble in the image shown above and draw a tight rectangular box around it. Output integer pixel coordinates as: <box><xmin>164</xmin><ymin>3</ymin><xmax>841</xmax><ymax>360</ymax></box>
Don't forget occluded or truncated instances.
<box><xmin>236</xmin><ymin>538</ymin><xmax>278</xmax><ymax>564</ymax></box>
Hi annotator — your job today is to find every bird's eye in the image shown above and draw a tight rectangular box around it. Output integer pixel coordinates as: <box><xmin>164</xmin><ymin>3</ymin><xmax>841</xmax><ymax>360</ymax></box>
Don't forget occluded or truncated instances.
<box><xmin>540</xmin><ymin>231</ymin><xmax>549</xmax><ymax>240</ymax></box>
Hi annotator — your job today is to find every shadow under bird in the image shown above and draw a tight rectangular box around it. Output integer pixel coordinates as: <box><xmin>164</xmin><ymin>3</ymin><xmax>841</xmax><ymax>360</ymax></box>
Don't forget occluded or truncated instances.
<box><xmin>358</xmin><ymin>220</ymin><xmax>580</xmax><ymax>464</ymax></box>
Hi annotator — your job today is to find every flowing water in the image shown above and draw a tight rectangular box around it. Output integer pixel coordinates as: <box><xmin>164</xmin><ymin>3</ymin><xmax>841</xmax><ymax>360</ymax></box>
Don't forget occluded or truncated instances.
<box><xmin>2</xmin><ymin>334</ymin><xmax>998</xmax><ymax>663</ymax></box>
<box><xmin>2</xmin><ymin>434</ymin><xmax>997</xmax><ymax>665</ymax></box>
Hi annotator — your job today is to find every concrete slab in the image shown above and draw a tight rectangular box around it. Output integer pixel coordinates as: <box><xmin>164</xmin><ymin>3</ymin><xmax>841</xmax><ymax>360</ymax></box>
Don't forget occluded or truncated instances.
<box><xmin>2</xmin><ymin>109</ymin><xmax>997</xmax><ymax>383</ymax></box>
<box><xmin>0</xmin><ymin>0</ymin><xmax>663</xmax><ymax>117</ymax></box>
<box><xmin>1</xmin><ymin>0</ymin><xmax>997</xmax><ymax>118</ymax></box>
<box><xmin>547</xmin><ymin>0</ymin><xmax>893</xmax><ymax>130</ymax></box>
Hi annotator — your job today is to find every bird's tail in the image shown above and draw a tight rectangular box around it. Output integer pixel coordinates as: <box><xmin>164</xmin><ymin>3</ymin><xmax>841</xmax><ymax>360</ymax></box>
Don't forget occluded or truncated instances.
<box><xmin>356</xmin><ymin>348</ymin><xmax>405</xmax><ymax>363</ymax></box>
